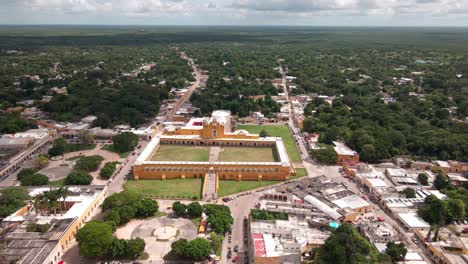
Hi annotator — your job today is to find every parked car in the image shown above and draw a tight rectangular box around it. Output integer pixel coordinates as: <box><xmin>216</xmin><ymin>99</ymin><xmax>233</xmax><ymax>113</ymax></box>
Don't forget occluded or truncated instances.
<box><xmin>232</xmin><ymin>255</ymin><xmax>238</xmax><ymax>263</ymax></box>
<box><xmin>227</xmin><ymin>250</ymin><xmax>232</xmax><ymax>259</ymax></box>
<box><xmin>234</xmin><ymin>245</ymin><xmax>239</xmax><ymax>252</ymax></box>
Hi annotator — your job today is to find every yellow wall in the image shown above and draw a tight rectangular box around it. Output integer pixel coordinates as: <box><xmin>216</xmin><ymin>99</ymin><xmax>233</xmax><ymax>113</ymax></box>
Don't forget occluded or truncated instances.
<box><xmin>165</xmin><ymin>120</ymin><xmax>259</xmax><ymax>140</ymax></box>
<box><xmin>134</xmin><ymin>163</ymin><xmax>291</xmax><ymax>181</ymax></box>
<box><xmin>57</xmin><ymin>188</ymin><xmax>107</xmax><ymax>253</ymax></box>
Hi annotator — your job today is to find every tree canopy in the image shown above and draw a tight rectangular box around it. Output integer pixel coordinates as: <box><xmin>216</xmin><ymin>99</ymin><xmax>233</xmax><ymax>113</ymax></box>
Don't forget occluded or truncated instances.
<box><xmin>112</xmin><ymin>132</ymin><xmax>139</xmax><ymax>153</ymax></box>
<box><xmin>0</xmin><ymin>188</ymin><xmax>29</xmax><ymax>217</ymax></box>
<box><xmin>316</xmin><ymin>224</ymin><xmax>389</xmax><ymax>264</ymax></box>
<box><xmin>204</xmin><ymin>204</ymin><xmax>233</xmax><ymax>234</ymax></box>
<box><xmin>64</xmin><ymin>171</ymin><xmax>93</xmax><ymax>185</ymax></box>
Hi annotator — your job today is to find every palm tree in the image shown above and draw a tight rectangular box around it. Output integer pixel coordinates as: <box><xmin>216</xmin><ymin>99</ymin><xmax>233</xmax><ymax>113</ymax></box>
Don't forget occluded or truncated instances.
<box><xmin>33</xmin><ymin>193</ymin><xmax>43</xmax><ymax>215</ymax></box>
<box><xmin>56</xmin><ymin>187</ymin><xmax>69</xmax><ymax>214</ymax></box>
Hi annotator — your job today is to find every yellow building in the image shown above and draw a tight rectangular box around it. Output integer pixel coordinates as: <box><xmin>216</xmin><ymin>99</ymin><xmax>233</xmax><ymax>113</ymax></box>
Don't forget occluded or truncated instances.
<box><xmin>0</xmin><ymin>186</ymin><xmax>107</xmax><ymax>264</ymax></box>
<box><xmin>133</xmin><ymin>110</ymin><xmax>295</xmax><ymax>181</ymax></box>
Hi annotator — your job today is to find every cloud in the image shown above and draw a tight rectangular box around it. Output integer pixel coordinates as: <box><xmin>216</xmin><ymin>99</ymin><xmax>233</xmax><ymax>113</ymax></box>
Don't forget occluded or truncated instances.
<box><xmin>1</xmin><ymin>0</ymin><xmax>468</xmax><ymax>25</ymax></box>
<box><xmin>207</xmin><ymin>2</ymin><xmax>216</xmax><ymax>8</ymax></box>
<box><xmin>227</xmin><ymin>0</ymin><xmax>468</xmax><ymax>17</ymax></box>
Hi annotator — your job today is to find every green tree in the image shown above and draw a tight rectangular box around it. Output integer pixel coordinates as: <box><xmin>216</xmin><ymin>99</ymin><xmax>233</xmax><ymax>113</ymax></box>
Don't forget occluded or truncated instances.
<box><xmin>251</xmin><ymin>209</ymin><xmax>288</xmax><ymax>220</ymax></box>
<box><xmin>417</xmin><ymin>173</ymin><xmax>429</xmax><ymax>186</ymax></box>
<box><xmin>170</xmin><ymin>239</ymin><xmax>189</xmax><ymax>258</ymax></box>
<box><xmin>48</xmin><ymin>138</ymin><xmax>66</xmax><ymax>156</ymax></box>
<box><xmin>76</xmin><ymin>221</ymin><xmax>114</xmax><ymax>258</ymax></box>
<box><xmin>125</xmin><ymin>238</ymin><xmax>146</xmax><ymax>259</ymax></box>
<box><xmin>17</xmin><ymin>168</ymin><xmax>36</xmax><ymax>180</ymax></box>
<box><xmin>19</xmin><ymin>173</ymin><xmax>49</xmax><ymax>186</ymax></box>
<box><xmin>108</xmin><ymin>239</ymin><xmax>127</xmax><ymax>259</ymax></box>
<box><xmin>112</xmin><ymin>132</ymin><xmax>139</xmax><ymax>153</ymax></box>
<box><xmin>74</xmin><ymin>155</ymin><xmax>104</xmax><ymax>172</ymax></box>
<box><xmin>385</xmin><ymin>241</ymin><xmax>407</xmax><ymax>263</ymax></box>
<box><xmin>418</xmin><ymin>195</ymin><xmax>448</xmax><ymax>242</ymax></box>
<box><xmin>317</xmin><ymin>224</ymin><xmax>385</xmax><ymax>264</ymax></box>
<box><xmin>0</xmin><ymin>188</ymin><xmax>29</xmax><ymax>217</ymax></box>
<box><xmin>186</xmin><ymin>238</ymin><xmax>212</xmax><ymax>260</ymax></box>
<box><xmin>259</xmin><ymin>129</ymin><xmax>269</xmax><ymax>137</ymax></box>
<box><xmin>172</xmin><ymin>201</ymin><xmax>187</xmax><ymax>217</ymax></box>
<box><xmin>400</xmin><ymin>187</ymin><xmax>416</xmax><ymax>198</ymax></box>
<box><xmin>447</xmin><ymin>199</ymin><xmax>465</xmax><ymax>221</ymax></box>
<box><xmin>104</xmin><ymin>209</ymin><xmax>121</xmax><ymax>226</ymax></box>
<box><xmin>187</xmin><ymin>202</ymin><xmax>203</xmax><ymax>218</ymax></box>
<box><xmin>117</xmin><ymin>205</ymin><xmax>137</xmax><ymax>225</ymax></box>
<box><xmin>64</xmin><ymin>171</ymin><xmax>93</xmax><ymax>185</ymax></box>
<box><xmin>99</xmin><ymin>162</ymin><xmax>117</xmax><ymax>179</ymax></box>
<box><xmin>210</xmin><ymin>232</ymin><xmax>224</xmax><ymax>255</ymax></box>
<box><xmin>310</xmin><ymin>145</ymin><xmax>338</xmax><ymax>164</ymax></box>
<box><xmin>33</xmin><ymin>155</ymin><xmax>49</xmax><ymax>169</ymax></box>
<box><xmin>204</xmin><ymin>204</ymin><xmax>233</xmax><ymax>234</ymax></box>
<box><xmin>433</xmin><ymin>173</ymin><xmax>450</xmax><ymax>190</ymax></box>
<box><xmin>135</xmin><ymin>198</ymin><xmax>159</xmax><ymax>218</ymax></box>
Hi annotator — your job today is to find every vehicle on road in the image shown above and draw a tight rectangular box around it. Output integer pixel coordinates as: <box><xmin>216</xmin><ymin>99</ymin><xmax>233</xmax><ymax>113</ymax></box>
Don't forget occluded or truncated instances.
<box><xmin>234</xmin><ymin>245</ymin><xmax>239</xmax><ymax>252</ymax></box>
<box><xmin>227</xmin><ymin>250</ymin><xmax>232</xmax><ymax>259</ymax></box>
<box><xmin>232</xmin><ymin>255</ymin><xmax>238</xmax><ymax>263</ymax></box>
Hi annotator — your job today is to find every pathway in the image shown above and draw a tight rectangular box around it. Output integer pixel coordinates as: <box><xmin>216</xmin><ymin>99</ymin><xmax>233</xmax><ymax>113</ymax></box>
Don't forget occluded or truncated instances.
<box><xmin>203</xmin><ymin>171</ymin><xmax>217</xmax><ymax>201</ymax></box>
<box><xmin>209</xmin><ymin>146</ymin><xmax>220</xmax><ymax>162</ymax></box>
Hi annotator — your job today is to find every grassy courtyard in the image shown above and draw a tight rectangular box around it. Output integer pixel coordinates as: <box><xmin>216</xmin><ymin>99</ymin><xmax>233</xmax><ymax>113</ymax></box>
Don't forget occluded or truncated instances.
<box><xmin>293</xmin><ymin>168</ymin><xmax>308</xmax><ymax>178</ymax></box>
<box><xmin>238</xmin><ymin>125</ymin><xmax>301</xmax><ymax>162</ymax></box>
<box><xmin>124</xmin><ymin>179</ymin><xmax>203</xmax><ymax>199</ymax></box>
<box><xmin>151</xmin><ymin>145</ymin><xmax>210</xmax><ymax>162</ymax></box>
<box><xmin>217</xmin><ymin>180</ymin><xmax>278</xmax><ymax>197</ymax></box>
<box><xmin>218</xmin><ymin>146</ymin><xmax>278</xmax><ymax>162</ymax></box>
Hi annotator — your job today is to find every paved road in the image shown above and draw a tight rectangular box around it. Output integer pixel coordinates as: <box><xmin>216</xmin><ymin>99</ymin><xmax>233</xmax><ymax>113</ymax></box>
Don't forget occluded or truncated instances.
<box><xmin>108</xmin><ymin>49</ymin><xmax>203</xmax><ymax>195</ymax></box>
<box><xmin>221</xmin><ymin>192</ymin><xmax>260</xmax><ymax>264</ymax></box>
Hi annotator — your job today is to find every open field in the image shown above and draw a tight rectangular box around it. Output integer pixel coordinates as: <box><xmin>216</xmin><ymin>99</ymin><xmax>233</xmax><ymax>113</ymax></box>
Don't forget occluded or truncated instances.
<box><xmin>124</xmin><ymin>179</ymin><xmax>202</xmax><ymax>199</ymax></box>
<box><xmin>238</xmin><ymin>125</ymin><xmax>301</xmax><ymax>162</ymax></box>
<box><xmin>151</xmin><ymin>145</ymin><xmax>209</xmax><ymax>162</ymax></box>
<box><xmin>217</xmin><ymin>180</ymin><xmax>278</xmax><ymax>197</ymax></box>
<box><xmin>218</xmin><ymin>146</ymin><xmax>278</xmax><ymax>162</ymax></box>
<box><xmin>293</xmin><ymin>168</ymin><xmax>308</xmax><ymax>179</ymax></box>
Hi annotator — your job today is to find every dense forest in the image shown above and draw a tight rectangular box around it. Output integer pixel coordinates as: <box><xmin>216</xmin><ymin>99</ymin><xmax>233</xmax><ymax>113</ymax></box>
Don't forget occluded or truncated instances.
<box><xmin>0</xmin><ymin>45</ymin><xmax>194</xmax><ymax>127</ymax></box>
<box><xmin>0</xmin><ymin>26</ymin><xmax>467</xmax><ymax>160</ymax></box>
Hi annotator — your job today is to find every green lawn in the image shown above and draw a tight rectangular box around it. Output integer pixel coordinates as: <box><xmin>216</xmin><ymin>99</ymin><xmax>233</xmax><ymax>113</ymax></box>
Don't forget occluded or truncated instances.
<box><xmin>101</xmin><ymin>144</ymin><xmax>130</xmax><ymax>158</ymax></box>
<box><xmin>238</xmin><ymin>125</ymin><xmax>301</xmax><ymax>162</ymax></box>
<box><xmin>63</xmin><ymin>143</ymin><xmax>96</xmax><ymax>153</ymax></box>
<box><xmin>218</xmin><ymin>147</ymin><xmax>278</xmax><ymax>162</ymax></box>
<box><xmin>217</xmin><ymin>180</ymin><xmax>278</xmax><ymax>197</ymax></box>
<box><xmin>293</xmin><ymin>168</ymin><xmax>308</xmax><ymax>178</ymax></box>
<box><xmin>124</xmin><ymin>179</ymin><xmax>203</xmax><ymax>199</ymax></box>
<box><xmin>151</xmin><ymin>145</ymin><xmax>210</xmax><ymax>161</ymax></box>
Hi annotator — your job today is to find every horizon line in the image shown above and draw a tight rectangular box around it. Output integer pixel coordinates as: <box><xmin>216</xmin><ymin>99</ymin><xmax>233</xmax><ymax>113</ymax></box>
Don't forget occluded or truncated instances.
<box><xmin>0</xmin><ymin>24</ymin><xmax>467</xmax><ymax>28</ymax></box>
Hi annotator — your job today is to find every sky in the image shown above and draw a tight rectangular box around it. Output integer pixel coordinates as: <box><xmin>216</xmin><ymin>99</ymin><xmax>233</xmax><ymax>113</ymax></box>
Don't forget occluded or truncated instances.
<box><xmin>1</xmin><ymin>0</ymin><xmax>468</xmax><ymax>26</ymax></box>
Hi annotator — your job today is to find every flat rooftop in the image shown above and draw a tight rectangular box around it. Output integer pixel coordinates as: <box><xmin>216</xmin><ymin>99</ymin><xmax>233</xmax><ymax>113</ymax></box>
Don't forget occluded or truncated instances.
<box><xmin>332</xmin><ymin>141</ymin><xmax>357</xmax><ymax>156</ymax></box>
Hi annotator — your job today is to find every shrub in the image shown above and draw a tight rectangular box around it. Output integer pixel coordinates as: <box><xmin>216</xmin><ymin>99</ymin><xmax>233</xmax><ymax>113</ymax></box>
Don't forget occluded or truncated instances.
<box><xmin>251</xmin><ymin>209</ymin><xmax>288</xmax><ymax>220</ymax></box>
<box><xmin>102</xmin><ymin>192</ymin><xmax>158</xmax><ymax>226</ymax></box>
<box><xmin>172</xmin><ymin>201</ymin><xmax>186</xmax><ymax>217</ymax></box>
<box><xmin>74</xmin><ymin>155</ymin><xmax>104</xmax><ymax>172</ymax></box>
<box><xmin>26</xmin><ymin>223</ymin><xmax>50</xmax><ymax>234</ymax></box>
<box><xmin>187</xmin><ymin>202</ymin><xmax>203</xmax><ymax>218</ymax></box>
<box><xmin>100</xmin><ymin>162</ymin><xmax>117</xmax><ymax>179</ymax></box>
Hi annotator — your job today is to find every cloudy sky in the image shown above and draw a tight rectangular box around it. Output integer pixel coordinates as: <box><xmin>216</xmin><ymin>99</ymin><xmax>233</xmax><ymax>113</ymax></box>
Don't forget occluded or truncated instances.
<box><xmin>1</xmin><ymin>0</ymin><xmax>467</xmax><ymax>26</ymax></box>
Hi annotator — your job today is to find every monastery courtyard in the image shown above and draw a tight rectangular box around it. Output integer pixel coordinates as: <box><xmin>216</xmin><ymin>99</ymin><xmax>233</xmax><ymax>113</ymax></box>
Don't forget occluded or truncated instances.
<box><xmin>130</xmin><ymin>110</ymin><xmax>305</xmax><ymax>200</ymax></box>
<box><xmin>150</xmin><ymin>144</ymin><xmax>278</xmax><ymax>163</ymax></box>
